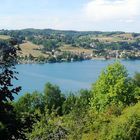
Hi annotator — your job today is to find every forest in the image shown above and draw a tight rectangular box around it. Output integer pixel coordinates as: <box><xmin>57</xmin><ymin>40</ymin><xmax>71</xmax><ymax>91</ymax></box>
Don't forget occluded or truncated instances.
<box><xmin>0</xmin><ymin>39</ymin><xmax>140</xmax><ymax>140</ymax></box>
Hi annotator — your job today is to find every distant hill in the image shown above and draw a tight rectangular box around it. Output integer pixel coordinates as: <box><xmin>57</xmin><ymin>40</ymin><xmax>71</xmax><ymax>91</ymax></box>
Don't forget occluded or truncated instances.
<box><xmin>0</xmin><ymin>29</ymin><xmax>140</xmax><ymax>58</ymax></box>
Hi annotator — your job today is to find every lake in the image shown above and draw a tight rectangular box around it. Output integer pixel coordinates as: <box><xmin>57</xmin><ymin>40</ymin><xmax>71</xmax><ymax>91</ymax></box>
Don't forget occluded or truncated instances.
<box><xmin>14</xmin><ymin>59</ymin><xmax>140</xmax><ymax>98</ymax></box>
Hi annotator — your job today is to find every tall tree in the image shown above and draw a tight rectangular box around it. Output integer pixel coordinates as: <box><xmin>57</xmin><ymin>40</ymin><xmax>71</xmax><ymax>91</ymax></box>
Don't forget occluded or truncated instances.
<box><xmin>90</xmin><ymin>62</ymin><xmax>138</xmax><ymax>112</ymax></box>
<box><xmin>44</xmin><ymin>83</ymin><xmax>65</xmax><ymax>115</ymax></box>
<box><xmin>0</xmin><ymin>41</ymin><xmax>21</xmax><ymax>139</ymax></box>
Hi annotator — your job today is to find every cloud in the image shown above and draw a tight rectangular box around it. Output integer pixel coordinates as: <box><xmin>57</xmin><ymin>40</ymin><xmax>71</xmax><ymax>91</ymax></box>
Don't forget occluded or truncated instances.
<box><xmin>85</xmin><ymin>0</ymin><xmax>140</xmax><ymax>22</ymax></box>
<box><xmin>0</xmin><ymin>0</ymin><xmax>140</xmax><ymax>32</ymax></box>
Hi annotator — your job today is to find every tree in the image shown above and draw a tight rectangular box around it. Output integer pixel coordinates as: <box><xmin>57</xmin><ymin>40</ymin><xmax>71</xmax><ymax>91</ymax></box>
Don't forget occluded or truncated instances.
<box><xmin>62</xmin><ymin>94</ymin><xmax>77</xmax><ymax>114</ymax></box>
<box><xmin>13</xmin><ymin>92</ymin><xmax>44</xmax><ymax>138</ymax></box>
<box><xmin>44</xmin><ymin>83</ymin><xmax>65</xmax><ymax>115</ymax></box>
<box><xmin>90</xmin><ymin>62</ymin><xmax>138</xmax><ymax>112</ymax></box>
<box><xmin>62</xmin><ymin>90</ymin><xmax>91</xmax><ymax>115</ymax></box>
<box><xmin>134</xmin><ymin>72</ymin><xmax>140</xmax><ymax>87</ymax></box>
<box><xmin>14</xmin><ymin>91</ymin><xmax>45</xmax><ymax>114</ymax></box>
<box><xmin>37</xmin><ymin>55</ymin><xmax>46</xmax><ymax>62</ymax></box>
<box><xmin>0</xmin><ymin>41</ymin><xmax>22</xmax><ymax>139</ymax></box>
<box><xmin>0</xmin><ymin>41</ymin><xmax>21</xmax><ymax>110</ymax></box>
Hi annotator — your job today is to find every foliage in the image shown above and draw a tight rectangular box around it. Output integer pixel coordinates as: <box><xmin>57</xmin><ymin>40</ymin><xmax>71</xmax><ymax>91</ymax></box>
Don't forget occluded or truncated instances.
<box><xmin>27</xmin><ymin>89</ymin><xmax>91</xmax><ymax>140</ymax></box>
<box><xmin>90</xmin><ymin>62</ymin><xmax>138</xmax><ymax>112</ymax></box>
<box><xmin>28</xmin><ymin>111</ymin><xmax>68</xmax><ymax>140</ymax></box>
<box><xmin>14</xmin><ymin>91</ymin><xmax>45</xmax><ymax>114</ymax></box>
<box><xmin>0</xmin><ymin>41</ymin><xmax>22</xmax><ymax>139</ymax></box>
<box><xmin>2</xmin><ymin>61</ymin><xmax>140</xmax><ymax>140</ymax></box>
<box><xmin>44</xmin><ymin>83</ymin><xmax>65</xmax><ymax>115</ymax></box>
<box><xmin>99</xmin><ymin>102</ymin><xmax>140</xmax><ymax>140</ymax></box>
<box><xmin>134</xmin><ymin>72</ymin><xmax>140</xmax><ymax>87</ymax></box>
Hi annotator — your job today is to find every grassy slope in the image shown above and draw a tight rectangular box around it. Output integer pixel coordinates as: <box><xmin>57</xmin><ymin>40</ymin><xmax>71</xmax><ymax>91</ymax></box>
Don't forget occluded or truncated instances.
<box><xmin>60</xmin><ymin>45</ymin><xmax>93</xmax><ymax>54</ymax></box>
<box><xmin>81</xmin><ymin>33</ymin><xmax>135</xmax><ymax>43</ymax></box>
<box><xmin>0</xmin><ymin>35</ymin><xmax>11</xmax><ymax>40</ymax></box>
<box><xmin>18</xmin><ymin>41</ymin><xmax>49</xmax><ymax>58</ymax></box>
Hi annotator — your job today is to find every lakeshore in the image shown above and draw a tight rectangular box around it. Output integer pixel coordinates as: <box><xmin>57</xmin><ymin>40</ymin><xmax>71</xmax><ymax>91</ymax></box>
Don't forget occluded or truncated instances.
<box><xmin>17</xmin><ymin>54</ymin><xmax>140</xmax><ymax>64</ymax></box>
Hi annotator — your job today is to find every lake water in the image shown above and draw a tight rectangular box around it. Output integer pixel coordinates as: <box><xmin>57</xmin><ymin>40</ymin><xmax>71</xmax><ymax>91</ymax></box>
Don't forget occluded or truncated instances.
<box><xmin>14</xmin><ymin>59</ymin><xmax>140</xmax><ymax>98</ymax></box>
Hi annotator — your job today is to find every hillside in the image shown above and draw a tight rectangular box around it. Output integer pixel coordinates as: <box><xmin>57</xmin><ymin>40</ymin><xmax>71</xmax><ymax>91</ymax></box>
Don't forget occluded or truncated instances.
<box><xmin>1</xmin><ymin>29</ymin><xmax>140</xmax><ymax>61</ymax></box>
<box><xmin>0</xmin><ymin>35</ymin><xmax>11</xmax><ymax>40</ymax></box>
<box><xmin>18</xmin><ymin>41</ymin><xmax>49</xmax><ymax>58</ymax></box>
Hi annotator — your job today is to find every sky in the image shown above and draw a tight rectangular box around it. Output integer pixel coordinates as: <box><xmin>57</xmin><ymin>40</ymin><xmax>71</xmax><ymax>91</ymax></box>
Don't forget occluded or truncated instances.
<box><xmin>0</xmin><ymin>0</ymin><xmax>140</xmax><ymax>32</ymax></box>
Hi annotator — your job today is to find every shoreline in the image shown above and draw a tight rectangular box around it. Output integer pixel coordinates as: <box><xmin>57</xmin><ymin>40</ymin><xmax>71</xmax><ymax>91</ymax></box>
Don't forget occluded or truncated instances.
<box><xmin>17</xmin><ymin>57</ymin><xmax>140</xmax><ymax>65</ymax></box>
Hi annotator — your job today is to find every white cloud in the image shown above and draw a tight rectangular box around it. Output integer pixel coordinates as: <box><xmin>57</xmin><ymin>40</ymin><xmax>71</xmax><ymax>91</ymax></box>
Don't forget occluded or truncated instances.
<box><xmin>0</xmin><ymin>0</ymin><xmax>140</xmax><ymax>32</ymax></box>
<box><xmin>85</xmin><ymin>0</ymin><xmax>140</xmax><ymax>22</ymax></box>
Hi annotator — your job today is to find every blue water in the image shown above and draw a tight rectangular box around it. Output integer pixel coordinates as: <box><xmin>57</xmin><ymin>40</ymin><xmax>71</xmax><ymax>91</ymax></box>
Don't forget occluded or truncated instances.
<box><xmin>14</xmin><ymin>59</ymin><xmax>140</xmax><ymax>98</ymax></box>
